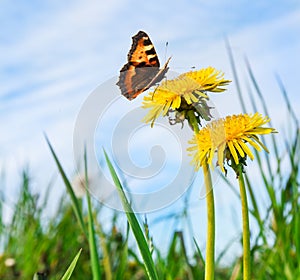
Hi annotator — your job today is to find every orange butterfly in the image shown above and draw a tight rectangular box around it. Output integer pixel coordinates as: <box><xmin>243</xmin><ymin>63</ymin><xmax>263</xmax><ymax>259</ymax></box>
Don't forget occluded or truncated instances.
<box><xmin>117</xmin><ymin>31</ymin><xmax>171</xmax><ymax>100</ymax></box>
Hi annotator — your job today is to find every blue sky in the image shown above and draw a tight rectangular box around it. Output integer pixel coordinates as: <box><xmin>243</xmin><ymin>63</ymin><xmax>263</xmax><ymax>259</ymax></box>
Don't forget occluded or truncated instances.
<box><xmin>1</xmin><ymin>0</ymin><xmax>300</xmax><ymax>262</ymax></box>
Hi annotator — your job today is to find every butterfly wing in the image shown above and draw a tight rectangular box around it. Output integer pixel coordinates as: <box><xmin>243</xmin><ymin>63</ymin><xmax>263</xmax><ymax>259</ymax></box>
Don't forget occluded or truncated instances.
<box><xmin>117</xmin><ymin>31</ymin><xmax>168</xmax><ymax>100</ymax></box>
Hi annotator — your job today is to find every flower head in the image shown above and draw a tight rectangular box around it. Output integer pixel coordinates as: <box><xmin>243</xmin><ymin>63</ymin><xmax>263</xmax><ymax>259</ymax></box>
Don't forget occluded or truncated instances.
<box><xmin>142</xmin><ymin>67</ymin><xmax>231</xmax><ymax>127</ymax></box>
<box><xmin>180</xmin><ymin>67</ymin><xmax>231</xmax><ymax>93</ymax></box>
<box><xmin>188</xmin><ymin>113</ymin><xmax>277</xmax><ymax>173</ymax></box>
<box><xmin>4</xmin><ymin>258</ymin><xmax>16</xmax><ymax>267</ymax></box>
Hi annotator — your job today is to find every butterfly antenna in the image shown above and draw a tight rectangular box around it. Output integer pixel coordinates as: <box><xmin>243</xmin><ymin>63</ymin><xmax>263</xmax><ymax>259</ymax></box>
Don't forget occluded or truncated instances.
<box><xmin>164</xmin><ymin>41</ymin><xmax>169</xmax><ymax>63</ymax></box>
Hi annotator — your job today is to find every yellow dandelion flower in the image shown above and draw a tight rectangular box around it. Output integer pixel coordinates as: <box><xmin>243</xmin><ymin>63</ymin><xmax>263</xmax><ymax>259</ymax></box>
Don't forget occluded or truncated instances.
<box><xmin>188</xmin><ymin>127</ymin><xmax>215</xmax><ymax>170</ymax></box>
<box><xmin>142</xmin><ymin>67</ymin><xmax>231</xmax><ymax>127</ymax></box>
<box><xmin>180</xmin><ymin>67</ymin><xmax>231</xmax><ymax>93</ymax></box>
<box><xmin>188</xmin><ymin>113</ymin><xmax>276</xmax><ymax>173</ymax></box>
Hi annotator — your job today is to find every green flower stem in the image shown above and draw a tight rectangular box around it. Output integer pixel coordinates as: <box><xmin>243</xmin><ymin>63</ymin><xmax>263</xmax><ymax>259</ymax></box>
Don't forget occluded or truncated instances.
<box><xmin>203</xmin><ymin>161</ymin><xmax>215</xmax><ymax>280</ymax></box>
<box><xmin>186</xmin><ymin>110</ymin><xmax>199</xmax><ymax>133</ymax></box>
<box><xmin>187</xmin><ymin>109</ymin><xmax>215</xmax><ymax>279</ymax></box>
<box><xmin>238</xmin><ymin>166</ymin><xmax>251</xmax><ymax>280</ymax></box>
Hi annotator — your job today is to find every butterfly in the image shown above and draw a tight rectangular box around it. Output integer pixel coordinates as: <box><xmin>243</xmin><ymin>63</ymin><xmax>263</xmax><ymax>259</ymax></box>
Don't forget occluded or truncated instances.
<box><xmin>117</xmin><ymin>30</ymin><xmax>171</xmax><ymax>100</ymax></box>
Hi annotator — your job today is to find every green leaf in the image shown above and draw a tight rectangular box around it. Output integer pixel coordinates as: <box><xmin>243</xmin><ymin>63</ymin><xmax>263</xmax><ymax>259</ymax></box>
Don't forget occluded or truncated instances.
<box><xmin>84</xmin><ymin>149</ymin><xmax>102</xmax><ymax>279</ymax></box>
<box><xmin>193</xmin><ymin>237</ymin><xmax>205</xmax><ymax>268</ymax></box>
<box><xmin>103</xmin><ymin>149</ymin><xmax>158</xmax><ymax>280</ymax></box>
<box><xmin>45</xmin><ymin>135</ymin><xmax>87</xmax><ymax>237</ymax></box>
<box><xmin>60</xmin><ymin>249</ymin><xmax>82</xmax><ymax>280</ymax></box>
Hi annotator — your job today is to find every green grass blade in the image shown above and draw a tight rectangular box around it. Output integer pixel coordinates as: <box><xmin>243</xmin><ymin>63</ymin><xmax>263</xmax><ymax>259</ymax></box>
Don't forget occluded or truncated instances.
<box><xmin>103</xmin><ymin>149</ymin><xmax>159</xmax><ymax>280</ymax></box>
<box><xmin>218</xmin><ymin>171</ymin><xmax>240</xmax><ymax>198</ymax></box>
<box><xmin>84</xmin><ymin>149</ymin><xmax>102</xmax><ymax>279</ymax></box>
<box><xmin>245</xmin><ymin>57</ymin><xmax>280</xmax><ymax>161</ymax></box>
<box><xmin>60</xmin><ymin>249</ymin><xmax>82</xmax><ymax>280</ymax></box>
<box><xmin>193</xmin><ymin>237</ymin><xmax>205</xmax><ymax>267</ymax></box>
<box><xmin>275</xmin><ymin>74</ymin><xmax>299</xmax><ymax>128</ymax></box>
<box><xmin>98</xmin><ymin>223</ymin><xmax>112</xmax><ymax>280</ymax></box>
<box><xmin>225</xmin><ymin>37</ymin><xmax>246</xmax><ymax>113</ymax></box>
<box><xmin>216</xmin><ymin>236</ymin><xmax>237</xmax><ymax>266</ymax></box>
<box><xmin>115</xmin><ymin>238</ymin><xmax>129</xmax><ymax>280</ymax></box>
<box><xmin>244</xmin><ymin>174</ymin><xmax>267</xmax><ymax>245</ymax></box>
<box><xmin>45</xmin><ymin>134</ymin><xmax>87</xmax><ymax>237</ymax></box>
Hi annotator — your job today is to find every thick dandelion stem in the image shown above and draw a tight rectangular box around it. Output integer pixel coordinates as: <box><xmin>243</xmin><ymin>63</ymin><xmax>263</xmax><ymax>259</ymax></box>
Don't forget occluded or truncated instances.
<box><xmin>238</xmin><ymin>166</ymin><xmax>251</xmax><ymax>280</ymax></box>
<box><xmin>203</xmin><ymin>161</ymin><xmax>215</xmax><ymax>280</ymax></box>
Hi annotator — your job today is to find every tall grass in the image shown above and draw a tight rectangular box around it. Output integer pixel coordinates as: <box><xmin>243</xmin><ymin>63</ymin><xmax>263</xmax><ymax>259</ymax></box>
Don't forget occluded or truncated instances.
<box><xmin>0</xmin><ymin>171</ymin><xmax>90</xmax><ymax>279</ymax></box>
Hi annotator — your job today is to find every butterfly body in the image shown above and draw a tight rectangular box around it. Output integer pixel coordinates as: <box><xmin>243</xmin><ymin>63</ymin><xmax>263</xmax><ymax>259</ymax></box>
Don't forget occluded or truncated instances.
<box><xmin>117</xmin><ymin>31</ymin><xmax>170</xmax><ymax>100</ymax></box>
